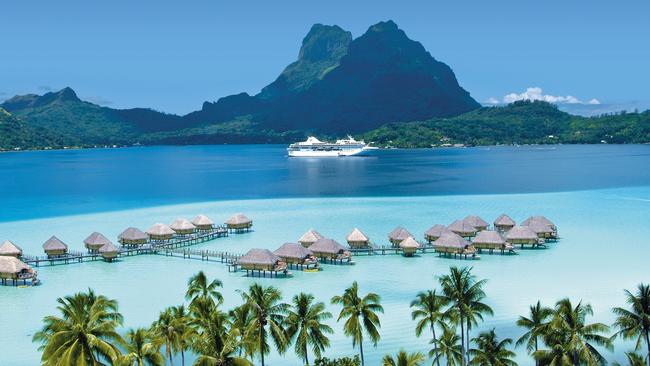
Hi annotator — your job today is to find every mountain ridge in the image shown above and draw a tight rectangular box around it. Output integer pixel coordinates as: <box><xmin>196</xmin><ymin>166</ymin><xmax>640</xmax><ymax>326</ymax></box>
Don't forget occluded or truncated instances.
<box><xmin>1</xmin><ymin>20</ymin><xmax>480</xmax><ymax>146</ymax></box>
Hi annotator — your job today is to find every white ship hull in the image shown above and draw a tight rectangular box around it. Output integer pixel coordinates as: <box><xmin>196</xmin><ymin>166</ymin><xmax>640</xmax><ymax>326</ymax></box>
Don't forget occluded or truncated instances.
<box><xmin>288</xmin><ymin>147</ymin><xmax>366</xmax><ymax>157</ymax></box>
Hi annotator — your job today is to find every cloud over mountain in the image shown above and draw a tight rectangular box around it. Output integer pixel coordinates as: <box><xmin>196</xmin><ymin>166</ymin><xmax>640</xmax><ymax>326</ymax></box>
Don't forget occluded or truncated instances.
<box><xmin>487</xmin><ymin>87</ymin><xmax>600</xmax><ymax>105</ymax></box>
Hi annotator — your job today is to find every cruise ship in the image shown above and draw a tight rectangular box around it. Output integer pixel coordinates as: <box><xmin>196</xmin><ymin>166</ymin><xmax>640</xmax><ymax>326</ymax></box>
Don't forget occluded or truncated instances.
<box><xmin>287</xmin><ymin>136</ymin><xmax>372</xmax><ymax>157</ymax></box>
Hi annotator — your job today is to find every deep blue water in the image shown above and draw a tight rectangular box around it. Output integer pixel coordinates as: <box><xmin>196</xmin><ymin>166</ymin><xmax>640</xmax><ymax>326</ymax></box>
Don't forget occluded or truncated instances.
<box><xmin>1</xmin><ymin>144</ymin><xmax>650</xmax><ymax>221</ymax></box>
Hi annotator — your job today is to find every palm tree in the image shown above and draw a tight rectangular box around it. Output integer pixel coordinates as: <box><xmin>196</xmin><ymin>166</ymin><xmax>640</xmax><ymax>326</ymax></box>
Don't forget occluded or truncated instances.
<box><xmin>381</xmin><ymin>349</ymin><xmax>426</xmax><ymax>366</ymax></box>
<box><xmin>238</xmin><ymin>283</ymin><xmax>290</xmax><ymax>366</ymax></box>
<box><xmin>536</xmin><ymin>298</ymin><xmax>612</xmax><ymax>365</ymax></box>
<box><xmin>468</xmin><ymin>329</ymin><xmax>518</xmax><ymax>366</ymax></box>
<box><xmin>430</xmin><ymin>325</ymin><xmax>463</xmax><ymax>366</ymax></box>
<box><xmin>229</xmin><ymin>304</ymin><xmax>257</xmax><ymax>360</ymax></box>
<box><xmin>331</xmin><ymin>281</ymin><xmax>384</xmax><ymax>366</ymax></box>
<box><xmin>410</xmin><ymin>289</ymin><xmax>448</xmax><ymax>366</ymax></box>
<box><xmin>186</xmin><ymin>271</ymin><xmax>223</xmax><ymax>306</ymax></box>
<box><xmin>152</xmin><ymin>307</ymin><xmax>183</xmax><ymax>365</ymax></box>
<box><xmin>613</xmin><ymin>352</ymin><xmax>647</xmax><ymax>366</ymax></box>
<box><xmin>439</xmin><ymin>266</ymin><xmax>492</xmax><ymax>366</ymax></box>
<box><xmin>190</xmin><ymin>297</ymin><xmax>252</xmax><ymax>366</ymax></box>
<box><xmin>122</xmin><ymin>327</ymin><xmax>165</xmax><ymax>366</ymax></box>
<box><xmin>32</xmin><ymin>289</ymin><xmax>124</xmax><ymax>365</ymax></box>
<box><xmin>516</xmin><ymin>301</ymin><xmax>553</xmax><ymax>366</ymax></box>
<box><xmin>285</xmin><ymin>292</ymin><xmax>334</xmax><ymax>365</ymax></box>
<box><xmin>613</xmin><ymin>284</ymin><xmax>650</xmax><ymax>366</ymax></box>
<box><xmin>171</xmin><ymin>305</ymin><xmax>195</xmax><ymax>366</ymax></box>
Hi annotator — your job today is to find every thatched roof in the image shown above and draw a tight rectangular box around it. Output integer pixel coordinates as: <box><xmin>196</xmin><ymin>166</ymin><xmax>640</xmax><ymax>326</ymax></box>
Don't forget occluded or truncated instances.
<box><xmin>506</xmin><ymin>226</ymin><xmax>538</xmax><ymax>240</ymax></box>
<box><xmin>274</xmin><ymin>242</ymin><xmax>313</xmax><ymax>259</ymax></box>
<box><xmin>522</xmin><ymin>216</ymin><xmax>556</xmax><ymax>228</ymax></box>
<box><xmin>494</xmin><ymin>214</ymin><xmax>516</xmax><ymax>226</ymax></box>
<box><xmin>226</xmin><ymin>213</ymin><xmax>252</xmax><ymax>225</ymax></box>
<box><xmin>43</xmin><ymin>236</ymin><xmax>68</xmax><ymax>251</ymax></box>
<box><xmin>472</xmin><ymin>230</ymin><xmax>506</xmax><ymax>245</ymax></box>
<box><xmin>0</xmin><ymin>240</ymin><xmax>22</xmax><ymax>256</ymax></box>
<box><xmin>448</xmin><ymin>220</ymin><xmax>477</xmax><ymax>234</ymax></box>
<box><xmin>147</xmin><ymin>223</ymin><xmax>175</xmax><ymax>236</ymax></box>
<box><xmin>299</xmin><ymin>229</ymin><xmax>324</xmax><ymax>244</ymax></box>
<box><xmin>118</xmin><ymin>227</ymin><xmax>148</xmax><ymax>241</ymax></box>
<box><xmin>310</xmin><ymin>238</ymin><xmax>347</xmax><ymax>254</ymax></box>
<box><xmin>238</xmin><ymin>248</ymin><xmax>280</xmax><ymax>266</ymax></box>
<box><xmin>399</xmin><ymin>236</ymin><xmax>421</xmax><ymax>249</ymax></box>
<box><xmin>84</xmin><ymin>232</ymin><xmax>112</xmax><ymax>247</ymax></box>
<box><xmin>425</xmin><ymin>224</ymin><xmax>451</xmax><ymax>237</ymax></box>
<box><xmin>192</xmin><ymin>214</ymin><xmax>214</xmax><ymax>226</ymax></box>
<box><xmin>464</xmin><ymin>215</ymin><xmax>489</xmax><ymax>228</ymax></box>
<box><xmin>388</xmin><ymin>227</ymin><xmax>413</xmax><ymax>241</ymax></box>
<box><xmin>347</xmin><ymin>228</ymin><xmax>369</xmax><ymax>242</ymax></box>
<box><xmin>433</xmin><ymin>233</ymin><xmax>471</xmax><ymax>248</ymax></box>
<box><xmin>170</xmin><ymin>218</ymin><xmax>196</xmax><ymax>231</ymax></box>
<box><xmin>526</xmin><ymin>220</ymin><xmax>554</xmax><ymax>234</ymax></box>
<box><xmin>99</xmin><ymin>242</ymin><xmax>119</xmax><ymax>254</ymax></box>
<box><xmin>0</xmin><ymin>256</ymin><xmax>32</xmax><ymax>274</ymax></box>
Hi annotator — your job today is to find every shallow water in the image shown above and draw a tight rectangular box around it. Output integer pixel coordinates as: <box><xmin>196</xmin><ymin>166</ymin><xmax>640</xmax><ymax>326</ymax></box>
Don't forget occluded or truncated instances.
<box><xmin>2</xmin><ymin>187</ymin><xmax>650</xmax><ymax>365</ymax></box>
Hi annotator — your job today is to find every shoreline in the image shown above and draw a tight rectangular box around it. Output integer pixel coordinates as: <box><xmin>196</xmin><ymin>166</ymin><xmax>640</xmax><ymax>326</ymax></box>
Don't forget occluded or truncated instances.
<box><xmin>3</xmin><ymin>141</ymin><xmax>650</xmax><ymax>154</ymax></box>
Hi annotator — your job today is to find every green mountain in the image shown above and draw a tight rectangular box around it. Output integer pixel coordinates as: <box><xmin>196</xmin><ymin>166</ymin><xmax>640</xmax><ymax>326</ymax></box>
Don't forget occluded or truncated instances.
<box><xmin>1</xmin><ymin>21</ymin><xmax>648</xmax><ymax>150</ymax></box>
<box><xmin>0</xmin><ymin>107</ymin><xmax>64</xmax><ymax>150</ymax></box>
<box><xmin>2</xmin><ymin>20</ymin><xmax>480</xmax><ymax>147</ymax></box>
<box><xmin>361</xmin><ymin>100</ymin><xmax>650</xmax><ymax>147</ymax></box>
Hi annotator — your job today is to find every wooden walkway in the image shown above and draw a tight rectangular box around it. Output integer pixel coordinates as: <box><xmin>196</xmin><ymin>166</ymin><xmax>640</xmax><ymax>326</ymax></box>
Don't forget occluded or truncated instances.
<box><xmin>23</xmin><ymin>228</ymin><xmax>229</xmax><ymax>267</ymax></box>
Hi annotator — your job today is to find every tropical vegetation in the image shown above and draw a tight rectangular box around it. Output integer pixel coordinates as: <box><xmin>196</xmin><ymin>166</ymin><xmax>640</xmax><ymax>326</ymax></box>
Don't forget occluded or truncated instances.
<box><xmin>33</xmin><ymin>268</ymin><xmax>650</xmax><ymax>365</ymax></box>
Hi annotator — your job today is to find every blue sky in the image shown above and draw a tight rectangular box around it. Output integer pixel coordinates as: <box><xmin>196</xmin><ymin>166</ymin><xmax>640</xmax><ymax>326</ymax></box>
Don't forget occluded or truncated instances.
<box><xmin>2</xmin><ymin>0</ymin><xmax>649</xmax><ymax>114</ymax></box>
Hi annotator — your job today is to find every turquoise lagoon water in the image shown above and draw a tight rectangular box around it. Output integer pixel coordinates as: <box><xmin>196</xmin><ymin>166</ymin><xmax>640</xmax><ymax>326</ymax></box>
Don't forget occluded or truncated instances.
<box><xmin>1</xmin><ymin>187</ymin><xmax>650</xmax><ymax>365</ymax></box>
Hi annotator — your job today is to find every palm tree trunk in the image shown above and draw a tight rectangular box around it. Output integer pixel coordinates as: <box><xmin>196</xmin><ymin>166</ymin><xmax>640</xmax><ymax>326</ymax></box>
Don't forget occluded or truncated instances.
<box><xmin>305</xmin><ymin>349</ymin><xmax>309</xmax><ymax>366</ymax></box>
<box><xmin>168</xmin><ymin>346</ymin><xmax>173</xmax><ymax>366</ymax></box>
<box><xmin>466</xmin><ymin>319</ymin><xmax>471</xmax><ymax>365</ymax></box>
<box><xmin>259</xmin><ymin>322</ymin><xmax>266</xmax><ymax>366</ymax></box>
<box><xmin>534</xmin><ymin>337</ymin><xmax>539</xmax><ymax>366</ymax></box>
<box><xmin>431</xmin><ymin>323</ymin><xmax>441</xmax><ymax>366</ymax></box>
<box><xmin>645</xmin><ymin>331</ymin><xmax>650</xmax><ymax>366</ymax></box>
<box><xmin>359</xmin><ymin>338</ymin><xmax>365</xmax><ymax>366</ymax></box>
<box><xmin>181</xmin><ymin>349</ymin><xmax>185</xmax><ymax>366</ymax></box>
<box><xmin>460</xmin><ymin>315</ymin><xmax>466</xmax><ymax>366</ymax></box>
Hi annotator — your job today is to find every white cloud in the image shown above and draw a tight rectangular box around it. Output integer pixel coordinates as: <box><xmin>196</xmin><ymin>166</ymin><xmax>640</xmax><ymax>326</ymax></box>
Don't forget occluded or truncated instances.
<box><xmin>494</xmin><ymin>87</ymin><xmax>600</xmax><ymax>105</ymax></box>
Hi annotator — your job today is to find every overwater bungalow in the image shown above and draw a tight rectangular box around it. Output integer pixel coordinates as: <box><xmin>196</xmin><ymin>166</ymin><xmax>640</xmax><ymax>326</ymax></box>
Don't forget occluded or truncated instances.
<box><xmin>448</xmin><ymin>219</ymin><xmax>477</xmax><ymax>238</ymax></box>
<box><xmin>98</xmin><ymin>242</ymin><xmax>119</xmax><ymax>262</ymax></box>
<box><xmin>147</xmin><ymin>223</ymin><xmax>175</xmax><ymax>242</ymax></box>
<box><xmin>118</xmin><ymin>227</ymin><xmax>149</xmax><ymax>246</ymax></box>
<box><xmin>309</xmin><ymin>238</ymin><xmax>352</xmax><ymax>263</ymax></box>
<box><xmin>505</xmin><ymin>226</ymin><xmax>543</xmax><ymax>248</ymax></box>
<box><xmin>464</xmin><ymin>215</ymin><xmax>489</xmax><ymax>231</ymax></box>
<box><xmin>526</xmin><ymin>220</ymin><xmax>557</xmax><ymax>239</ymax></box>
<box><xmin>83</xmin><ymin>232</ymin><xmax>112</xmax><ymax>253</ymax></box>
<box><xmin>494</xmin><ymin>214</ymin><xmax>516</xmax><ymax>232</ymax></box>
<box><xmin>433</xmin><ymin>233</ymin><xmax>477</xmax><ymax>258</ymax></box>
<box><xmin>192</xmin><ymin>214</ymin><xmax>214</xmax><ymax>231</ymax></box>
<box><xmin>42</xmin><ymin>236</ymin><xmax>68</xmax><ymax>258</ymax></box>
<box><xmin>399</xmin><ymin>236</ymin><xmax>421</xmax><ymax>257</ymax></box>
<box><xmin>522</xmin><ymin>216</ymin><xmax>558</xmax><ymax>238</ymax></box>
<box><xmin>273</xmin><ymin>242</ymin><xmax>318</xmax><ymax>269</ymax></box>
<box><xmin>237</xmin><ymin>248</ymin><xmax>287</xmax><ymax>276</ymax></box>
<box><xmin>346</xmin><ymin>228</ymin><xmax>370</xmax><ymax>249</ymax></box>
<box><xmin>0</xmin><ymin>256</ymin><xmax>37</xmax><ymax>286</ymax></box>
<box><xmin>170</xmin><ymin>218</ymin><xmax>196</xmax><ymax>235</ymax></box>
<box><xmin>522</xmin><ymin>216</ymin><xmax>556</xmax><ymax>230</ymax></box>
<box><xmin>298</xmin><ymin>229</ymin><xmax>324</xmax><ymax>248</ymax></box>
<box><xmin>225</xmin><ymin>213</ymin><xmax>253</xmax><ymax>233</ymax></box>
<box><xmin>472</xmin><ymin>230</ymin><xmax>513</xmax><ymax>254</ymax></box>
<box><xmin>388</xmin><ymin>227</ymin><xmax>413</xmax><ymax>247</ymax></box>
<box><xmin>0</xmin><ymin>240</ymin><xmax>22</xmax><ymax>258</ymax></box>
<box><xmin>424</xmin><ymin>224</ymin><xmax>451</xmax><ymax>243</ymax></box>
